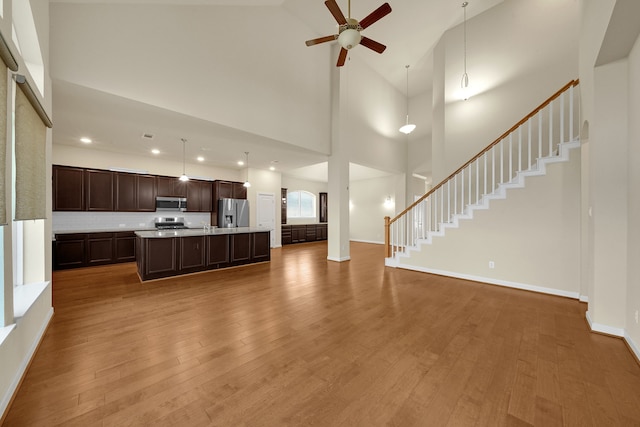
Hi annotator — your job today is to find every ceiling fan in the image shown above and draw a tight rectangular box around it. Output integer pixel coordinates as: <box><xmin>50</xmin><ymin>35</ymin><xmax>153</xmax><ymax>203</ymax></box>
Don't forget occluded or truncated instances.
<box><xmin>305</xmin><ymin>0</ymin><xmax>392</xmax><ymax>67</ymax></box>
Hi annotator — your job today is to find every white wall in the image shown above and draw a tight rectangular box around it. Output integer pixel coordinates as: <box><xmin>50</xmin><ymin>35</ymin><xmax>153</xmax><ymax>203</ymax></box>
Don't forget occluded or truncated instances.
<box><xmin>0</xmin><ymin>0</ymin><xmax>54</xmax><ymax>418</ymax></box>
<box><xmin>245</xmin><ymin>168</ymin><xmax>282</xmax><ymax>247</ymax></box>
<box><xmin>402</xmin><ymin>150</ymin><xmax>581</xmax><ymax>297</ymax></box>
<box><xmin>349</xmin><ymin>175</ymin><xmax>404</xmax><ymax>244</ymax></box>
<box><xmin>49</xmin><ymin>3</ymin><xmax>332</xmax><ymax>156</ymax></box>
<box><xmin>53</xmin><ymin>144</ymin><xmax>242</xmax><ymax>182</ymax></box>
<box><xmin>281</xmin><ymin>175</ymin><xmax>327</xmax><ymax>226</ymax></box>
<box><xmin>432</xmin><ymin>0</ymin><xmax>579</xmax><ymax>182</ymax></box>
<box><xmin>625</xmin><ymin>29</ymin><xmax>640</xmax><ymax>351</ymax></box>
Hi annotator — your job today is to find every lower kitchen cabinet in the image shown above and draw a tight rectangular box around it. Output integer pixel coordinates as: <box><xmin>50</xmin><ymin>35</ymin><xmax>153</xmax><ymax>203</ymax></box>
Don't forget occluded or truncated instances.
<box><xmin>207</xmin><ymin>234</ymin><xmax>230</xmax><ymax>268</ymax></box>
<box><xmin>281</xmin><ymin>224</ymin><xmax>328</xmax><ymax>245</ymax></box>
<box><xmin>141</xmin><ymin>237</ymin><xmax>178</xmax><ymax>279</ymax></box>
<box><xmin>54</xmin><ymin>231</ymin><xmax>137</xmax><ymax>270</ymax></box>
<box><xmin>180</xmin><ymin>236</ymin><xmax>206</xmax><ymax>272</ymax></box>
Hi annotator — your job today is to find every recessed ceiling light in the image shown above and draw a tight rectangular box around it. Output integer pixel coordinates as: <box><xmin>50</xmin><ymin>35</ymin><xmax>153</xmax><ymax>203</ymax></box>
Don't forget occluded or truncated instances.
<box><xmin>197</xmin><ymin>156</ymin><xmax>204</xmax><ymax>162</ymax></box>
<box><xmin>151</xmin><ymin>149</ymin><xmax>160</xmax><ymax>155</ymax></box>
<box><xmin>269</xmin><ymin>166</ymin><xmax>275</xmax><ymax>171</ymax></box>
<box><xmin>80</xmin><ymin>137</ymin><xmax>92</xmax><ymax>144</ymax></box>
<box><xmin>237</xmin><ymin>160</ymin><xmax>244</xmax><ymax>166</ymax></box>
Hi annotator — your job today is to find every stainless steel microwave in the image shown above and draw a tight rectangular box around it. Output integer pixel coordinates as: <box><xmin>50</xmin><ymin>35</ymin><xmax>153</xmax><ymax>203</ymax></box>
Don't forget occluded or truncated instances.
<box><xmin>155</xmin><ymin>196</ymin><xmax>187</xmax><ymax>212</ymax></box>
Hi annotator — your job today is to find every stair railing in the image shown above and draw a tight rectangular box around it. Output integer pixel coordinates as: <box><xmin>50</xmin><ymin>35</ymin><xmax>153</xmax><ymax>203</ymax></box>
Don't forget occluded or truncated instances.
<box><xmin>385</xmin><ymin>79</ymin><xmax>580</xmax><ymax>259</ymax></box>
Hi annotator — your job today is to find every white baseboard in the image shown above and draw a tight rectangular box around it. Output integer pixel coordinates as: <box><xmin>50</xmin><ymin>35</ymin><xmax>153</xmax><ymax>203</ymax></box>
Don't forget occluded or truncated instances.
<box><xmin>624</xmin><ymin>331</ymin><xmax>640</xmax><ymax>363</ymax></box>
<box><xmin>585</xmin><ymin>310</ymin><xmax>625</xmax><ymax>337</ymax></box>
<box><xmin>327</xmin><ymin>256</ymin><xmax>351</xmax><ymax>262</ymax></box>
<box><xmin>349</xmin><ymin>239</ymin><xmax>384</xmax><ymax>245</ymax></box>
<box><xmin>0</xmin><ymin>307</ymin><xmax>54</xmax><ymax>419</ymax></box>
<box><xmin>579</xmin><ymin>294</ymin><xmax>589</xmax><ymax>303</ymax></box>
<box><xmin>397</xmin><ymin>263</ymin><xmax>580</xmax><ymax>299</ymax></box>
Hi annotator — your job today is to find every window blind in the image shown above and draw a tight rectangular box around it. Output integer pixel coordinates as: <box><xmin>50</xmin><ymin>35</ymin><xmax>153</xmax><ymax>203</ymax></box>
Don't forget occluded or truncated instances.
<box><xmin>15</xmin><ymin>84</ymin><xmax>46</xmax><ymax>220</ymax></box>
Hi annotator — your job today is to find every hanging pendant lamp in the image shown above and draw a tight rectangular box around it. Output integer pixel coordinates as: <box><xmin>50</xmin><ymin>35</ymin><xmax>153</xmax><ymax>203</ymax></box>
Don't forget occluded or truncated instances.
<box><xmin>179</xmin><ymin>138</ymin><xmax>189</xmax><ymax>182</ymax></box>
<box><xmin>399</xmin><ymin>64</ymin><xmax>416</xmax><ymax>134</ymax></box>
<box><xmin>460</xmin><ymin>1</ymin><xmax>471</xmax><ymax>100</ymax></box>
<box><xmin>243</xmin><ymin>151</ymin><xmax>251</xmax><ymax>188</ymax></box>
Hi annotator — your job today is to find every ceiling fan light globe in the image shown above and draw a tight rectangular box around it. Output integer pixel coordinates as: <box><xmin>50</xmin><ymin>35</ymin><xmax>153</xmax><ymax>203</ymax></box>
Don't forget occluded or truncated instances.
<box><xmin>338</xmin><ymin>28</ymin><xmax>361</xmax><ymax>50</ymax></box>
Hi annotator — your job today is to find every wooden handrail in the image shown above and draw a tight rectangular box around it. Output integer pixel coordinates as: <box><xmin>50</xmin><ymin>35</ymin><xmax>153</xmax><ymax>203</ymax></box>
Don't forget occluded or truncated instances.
<box><xmin>388</xmin><ymin>79</ymin><xmax>579</xmax><ymax>226</ymax></box>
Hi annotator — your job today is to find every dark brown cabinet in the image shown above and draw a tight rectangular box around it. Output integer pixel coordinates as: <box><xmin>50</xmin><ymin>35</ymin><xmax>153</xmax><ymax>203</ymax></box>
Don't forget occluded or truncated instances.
<box><xmin>85</xmin><ymin>170</ymin><xmax>114</xmax><ymax>211</ymax></box>
<box><xmin>156</xmin><ymin>176</ymin><xmax>175</xmax><ymax>197</ymax></box>
<box><xmin>53</xmin><ymin>233</ymin><xmax>86</xmax><ymax>269</ymax></box>
<box><xmin>54</xmin><ymin>231</ymin><xmax>137</xmax><ymax>270</ymax></box>
<box><xmin>281</xmin><ymin>224</ymin><xmax>328</xmax><ymax>245</ymax></box>
<box><xmin>137</xmin><ymin>175</ymin><xmax>157</xmax><ymax>211</ymax></box>
<box><xmin>116</xmin><ymin>173</ymin><xmax>157</xmax><ymax>212</ymax></box>
<box><xmin>115</xmin><ymin>231</ymin><xmax>136</xmax><ymax>262</ymax></box>
<box><xmin>281</xmin><ymin>188</ymin><xmax>287</xmax><ymax>224</ymax></box>
<box><xmin>136</xmin><ymin>230</ymin><xmax>270</xmax><ymax>280</ymax></box>
<box><xmin>252</xmin><ymin>232</ymin><xmax>271</xmax><ymax>262</ymax></box>
<box><xmin>180</xmin><ymin>236</ymin><xmax>206</xmax><ymax>272</ymax></box>
<box><xmin>187</xmin><ymin>180</ymin><xmax>213</xmax><ymax>212</ymax></box>
<box><xmin>53</xmin><ymin>166</ymin><xmax>86</xmax><ymax>211</ymax></box>
<box><xmin>141</xmin><ymin>237</ymin><xmax>178</xmax><ymax>279</ymax></box>
<box><xmin>319</xmin><ymin>192</ymin><xmax>328</xmax><ymax>223</ymax></box>
<box><xmin>207</xmin><ymin>234</ymin><xmax>230</xmax><ymax>268</ymax></box>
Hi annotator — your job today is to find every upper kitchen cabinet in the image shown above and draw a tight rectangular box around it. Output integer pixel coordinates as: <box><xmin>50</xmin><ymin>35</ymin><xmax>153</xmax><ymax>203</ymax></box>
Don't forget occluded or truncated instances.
<box><xmin>213</xmin><ymin>180</ymin><xmax>247</xmax><ymax>201</ymax></box>
<box><xmin>187</xmin><ymin>180</ymin><xmax>212</xmax><ymax>212</ymax></box>
<box><xmin>85</xmin><ymin>169</ymin><xmax>115</xmax><ymax>211</ymax></box>
<box><xmin>157</xmin><ymin>176</ymin><xmax>187</xmax><ymax>198</ymax></box>
<box><xmin>53</xmin><ymin>165</ymin><xmax>85</xmax><ymax>211</ymax></box>
<box><xmin>115</xmin><ymin>172</ymin><xmax>157</xmax><ymax>212</ymax></box>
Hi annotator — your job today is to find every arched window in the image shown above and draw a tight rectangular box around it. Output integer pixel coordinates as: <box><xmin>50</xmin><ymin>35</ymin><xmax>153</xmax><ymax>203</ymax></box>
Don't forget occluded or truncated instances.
<box><xmin>287</xmin><ymin>191</ymin><xmax>316</xmax><ymax>219</ymax></box>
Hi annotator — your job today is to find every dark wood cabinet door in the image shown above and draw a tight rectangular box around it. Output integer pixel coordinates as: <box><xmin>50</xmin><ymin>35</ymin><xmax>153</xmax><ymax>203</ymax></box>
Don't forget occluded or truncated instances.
<box><xmin>230</xmin><ymin>234</ymin><xmax>251</xmax><ymax>264</ymax></box>
<box><xmin>115</xmin><ymin>172</ymin><xmax>136</xmax><ymax>211</ymax></box>
<box><xmin>85</xmin><ymin>169</ymin><xmax>114</xmax><ymax>211</ymax></box>
<box><xmin>252</xmin><ymin>232</ymin><xmax>270</xmax><ymax>262</ymax></box>
<box><xmin>54</xmin><ymin>234</ymin><xmax>86</xmax><ymax>269</ymax></box>
<box><xmin>201</xmin><ymin>182</ymin><xmax>212</xmax><ymax>212</ymax></box>
<box><xmin>305</xmin><ymin>225</ymin><xmax>317</xmax><ymax>241</ymax></box>
<box><xmin>87</xmin><ymin>233</ymin><xmax>114</xmax><ymax>265</ymax></box>
<box><xmin>180</xmin><ymin>236</ymin><xmax>206</xmax><ymax>271</ymax></box>
<box><xmin>145</xmin><ymin>238</ymin><xmax>178</xmax><ymax>276</ymax></box>
<box><xmin>232</xmin><ymin>182</ymin><xmax>247</xmax><ymax>199</ymax></box>
<box><xmin>317</xmin><ymin>224</ymin><xmax>327</xmax><ymax>240</ymax></box>
<box><xmin>281</xmin><ymin>225</ymin><xmax>292</xmax><ymax>245</ymax></box>
<box><xmin>137</xmin><ymin>175</ymin><xmax>156</xmax><ymax>211</ymax></box>
<box><xmin>115</xmin><ymin>232</ymin><xmax>136</xmax><ymax>262</ymax></box>
<box><xmin>173</xmin><ymin>180</ymin><xmax>188</xmax><ymax>197</ymax></box>
<box><xmin>187</xmin><ymin>180</ymin><xmax>202</xmax><ymax>212</ymax></box>
<box><xmin>214</xmin><ymin>181</ymin><xmax>234</xmax><ymax>200</ymax></box>
<box><xmin>319</xmin><ymin>192</ymin><xmax>328</xmax><ymax>223</ymax></box>
<box><xmin>53</xmin><ymin>165</ymin><xmax>85</xmax><ymax>211</ymax></box>
<box><xmin>156</xmin><ymin>176</ymin><xmax>174</xmax><ymax>197</ymax></box>
<box><xmin>281</xmin><ymin>188</ymin><xmax>287</xmax><ymax>224</ymax></box>
<box><xmin>206</xmin><ymin>234</ymin><xmax>229</xmax><ymax>267</ymax></box>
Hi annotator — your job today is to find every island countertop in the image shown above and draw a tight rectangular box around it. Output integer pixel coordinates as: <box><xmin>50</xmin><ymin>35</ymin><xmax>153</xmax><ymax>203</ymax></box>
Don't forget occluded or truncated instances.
<box><xmin>135</xmin><ymin>226</ymin><xmax>270</xmax><ymax>239</ymax></box>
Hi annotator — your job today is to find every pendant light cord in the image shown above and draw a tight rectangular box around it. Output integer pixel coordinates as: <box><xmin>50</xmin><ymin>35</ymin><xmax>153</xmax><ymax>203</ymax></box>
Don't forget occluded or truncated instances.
<box><xmin>405</xmin><ymin>65</ymin><xmax>410</xmax><ymax>121</ymax></box>
<box><xmin>181</xmin><ymin>138</ymin><xmax>186</xmax><ymax>175</ymax></box>
<box><xmin>461</xmin><ymin>2</ymin><xmax>469</xmax><ymax>88</ymax></box>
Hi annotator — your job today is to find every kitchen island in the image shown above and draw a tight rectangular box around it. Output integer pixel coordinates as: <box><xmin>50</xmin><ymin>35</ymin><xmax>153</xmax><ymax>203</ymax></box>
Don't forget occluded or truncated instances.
<box><xmin>135</xmin><ymin>227</ymin><xmax>271</xmax><ymax>281</ymax></box>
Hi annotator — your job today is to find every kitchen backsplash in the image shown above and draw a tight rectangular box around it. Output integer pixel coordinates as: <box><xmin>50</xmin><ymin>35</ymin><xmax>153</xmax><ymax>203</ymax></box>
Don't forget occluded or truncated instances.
<box><xmin>52</xmin><ymin>211</ymin><xmax>212</xmax><ymax>232</ymax></box>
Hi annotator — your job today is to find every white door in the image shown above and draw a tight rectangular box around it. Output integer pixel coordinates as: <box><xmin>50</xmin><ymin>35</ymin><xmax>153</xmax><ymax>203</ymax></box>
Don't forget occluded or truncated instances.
<box><xmin>257</xmin><ymin>192</ymin><xmax>276</xmax><ymax>247</ymax></box>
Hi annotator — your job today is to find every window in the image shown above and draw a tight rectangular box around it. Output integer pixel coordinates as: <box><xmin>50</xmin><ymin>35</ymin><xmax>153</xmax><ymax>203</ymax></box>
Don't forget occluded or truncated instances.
<box><xmin>287</xmin><ymin>191</ymin><xmax>316</xmax><ymax>219</ymax></box>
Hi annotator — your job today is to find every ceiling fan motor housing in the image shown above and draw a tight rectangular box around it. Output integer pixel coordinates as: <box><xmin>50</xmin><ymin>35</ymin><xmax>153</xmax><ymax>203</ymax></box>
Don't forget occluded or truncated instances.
<box><xmin>338</xmin><ymin>18</ymin><xmax>362</xmax><ymax>50</ymax></box>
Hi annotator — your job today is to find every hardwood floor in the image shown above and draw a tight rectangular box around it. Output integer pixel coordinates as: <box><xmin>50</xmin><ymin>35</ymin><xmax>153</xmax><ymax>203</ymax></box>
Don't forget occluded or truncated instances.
<box><xmin>3</xmin><ymin>241</ymin><xmax>640</xmax><ymax>426</ymax></box>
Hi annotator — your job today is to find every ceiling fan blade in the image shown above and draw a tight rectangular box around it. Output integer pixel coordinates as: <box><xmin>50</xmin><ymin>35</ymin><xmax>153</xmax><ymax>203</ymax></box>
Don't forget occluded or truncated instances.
<box><xmin>305</xmin><ymin>35</ymin><xmax>338</xmax><ymax>47</ymax></box>
<box><xmin>325</xmin><ymin>0</ymin><xmax>347</xmax><ymax>25</ymax></box>
<box><xmin>359</xmin><ymin>2</ymin><xmax>392</xmax><ymax>29</ymax></box>
<box><xmin>337</xmin><ymin>47</ymin><xmax>348</xmax><ymax>67</ymax></box>
<box><xmin>360</xmin><ymin>36</ymin><xmax>386</xmax><ymax>54</ymax></box>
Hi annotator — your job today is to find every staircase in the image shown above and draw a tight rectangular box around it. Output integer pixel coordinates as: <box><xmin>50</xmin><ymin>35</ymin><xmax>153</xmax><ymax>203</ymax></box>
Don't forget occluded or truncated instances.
<box><xmin>384</xmin><ymin>80</ymin><xmax>581</xmax><ymax>296</ymax></box>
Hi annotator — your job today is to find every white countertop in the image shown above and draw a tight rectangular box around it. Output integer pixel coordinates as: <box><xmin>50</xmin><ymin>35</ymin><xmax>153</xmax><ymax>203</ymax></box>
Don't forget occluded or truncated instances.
<box><xmin>135</xmin><ymin>227</ymin><xmax>271</xmax><ymax>238</ymax></box>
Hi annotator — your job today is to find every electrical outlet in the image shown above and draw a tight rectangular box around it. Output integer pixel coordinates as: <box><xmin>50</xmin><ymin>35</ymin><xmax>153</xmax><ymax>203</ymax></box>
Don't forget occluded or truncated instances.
<box><xmin>489</xmin><ymin>261</ymin><xmax>495</xmax><ymax>269</ymax></box>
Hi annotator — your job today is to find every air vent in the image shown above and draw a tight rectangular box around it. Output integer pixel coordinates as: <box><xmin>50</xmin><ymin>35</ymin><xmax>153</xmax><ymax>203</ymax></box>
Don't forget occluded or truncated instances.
<box><xmin>142</xmin><ymin>133</ymin><xmax>154</xmax><ymax>140</ymax></box>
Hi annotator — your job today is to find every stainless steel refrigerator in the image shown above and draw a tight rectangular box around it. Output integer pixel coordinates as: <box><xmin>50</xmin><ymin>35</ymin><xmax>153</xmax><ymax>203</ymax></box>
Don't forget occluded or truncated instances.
<box><xmin>218</xmin><ymin>198</ymin><xmax>249</xmax><ymax>227</ymax></box>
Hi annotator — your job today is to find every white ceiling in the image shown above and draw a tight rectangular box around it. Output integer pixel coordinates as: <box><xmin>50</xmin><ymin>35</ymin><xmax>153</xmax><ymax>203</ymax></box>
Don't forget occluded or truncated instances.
<box><xmin>48</xmin><ymin>0</ymin><xmax>505</xmax><ymax>181</ymax></box>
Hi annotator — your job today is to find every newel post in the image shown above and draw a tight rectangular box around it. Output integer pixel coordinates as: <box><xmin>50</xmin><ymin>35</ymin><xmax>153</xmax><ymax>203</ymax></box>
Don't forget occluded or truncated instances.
<box><xmin>384</xmin><ymin>216</ymin><xmax>391</xmax><ymax>258</ymax></box>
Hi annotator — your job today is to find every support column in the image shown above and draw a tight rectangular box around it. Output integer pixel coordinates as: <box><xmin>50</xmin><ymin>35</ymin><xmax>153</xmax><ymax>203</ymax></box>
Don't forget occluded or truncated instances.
<box><xmin>327</xmin><ymin>45</ymin><xmax>350</xmax><ymax>262</ymax></box>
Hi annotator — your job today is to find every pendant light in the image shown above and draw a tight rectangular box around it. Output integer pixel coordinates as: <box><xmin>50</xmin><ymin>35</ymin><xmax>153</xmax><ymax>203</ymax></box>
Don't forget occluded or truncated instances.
<box><xmin>179</xmin><ymin>138</ymin><xmax>189</xmax><ymax>182</ymax></box>
<box><xmin>460</xmin><ymin>1</ymin><xmax>471</xmax><ymax>100</ymax></box>
<box><xmin>243</xmin><ymin>151</ymin><xmax>251</xmax><ymax>188</ymax></box>
<box><xmin>399</xmin><ymin>65</ymin><xmax>416</xmax><ymax>135</ymax></box>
